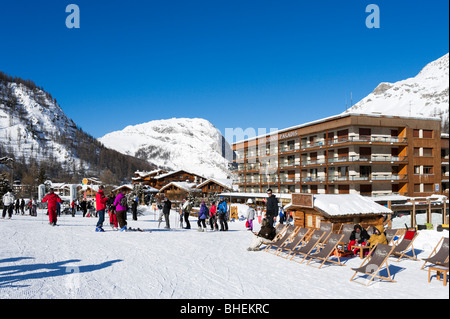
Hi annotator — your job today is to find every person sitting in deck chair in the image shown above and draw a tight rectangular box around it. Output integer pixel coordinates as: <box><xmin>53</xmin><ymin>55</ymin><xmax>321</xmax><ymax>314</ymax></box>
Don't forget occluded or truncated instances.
<box><xmin>247</xmin><ymin>218</ymin><xmax>277</xmax><ymax>251</ymax></box>
<box><xmin>368</xmin><ymin>225</ymin><xmax>388</xmax><ymax>248</ymax></box>
<box><xmin>348</xmin><ymin>224</ymin><xmax>370</xmax><ymax>256</ymax></box>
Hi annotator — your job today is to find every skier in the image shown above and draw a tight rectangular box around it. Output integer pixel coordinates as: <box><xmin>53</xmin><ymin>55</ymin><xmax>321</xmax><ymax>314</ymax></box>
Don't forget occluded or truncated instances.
<box><xmin>2</xmin><ymin>189</ymin><xmax>15</xmax><ymax>219</ymax></box>
<box><xmin>162</xmin><ymin>197</ymin><xmax>171</xmax><ymax>229</ymax></box>
<box><xmin>197</xmin><ymin>201</ymin><xmax>208</xmax><ymax>232</ymax></box>
<box><xmin>217</xmin><ymin>197</ymin><xmax>228</xmax><ymax>231</ymax></box>
<box><xmin>113</xmin><ymin>190</ymin><xmax>128</xmax><ymax>232</ymax></box>
<box><xmin>95</xmin><ymin>185</ymin><xmax>109</xmax><ymax>232</ymax></box>
<box><xmin>20</xmin><ymin>198</ymin><xmax>25</xmax><ymax>215</ymax></box>
<box><xmin>209</xmin><ymin>201</ymin><xmax>218</xmax><ymax>231</ymax></box>
<box><xmin>182</xmin><ymin>197</ymin><xmax>192</xmax><ymax>229</ymax></box>
<box><xmin>107</xmin><ymin>193</ymin><xmax>118</xmax><ymax>230</ymax></box>
<box><xmin>42</xmin><ymin>188</ymin><xmax>63</xmax><ymax>226</ymax></box>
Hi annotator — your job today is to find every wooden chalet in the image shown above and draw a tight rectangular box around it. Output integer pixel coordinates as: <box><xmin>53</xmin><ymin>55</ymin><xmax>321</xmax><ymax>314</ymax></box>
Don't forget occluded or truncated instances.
<box><xmin>197</xmin><ymin>178</ymin><xmax>234</xmax><ymax>196</ymax></box>
<box><xmin>131</xmin><ymin>169</ymin><xmax>168</xmax><ymax>188</ymax></box>
<box><xmin>154</xmin><ymin>170</ymin><xmax>207</xmax><ymax>189</ymax></box>
<box><xmin>285</xmin><ymin>193</ymin><xmax>393</xmax><ymax>233</ymax></box>
<box><xmin>159</xmin><ymin>181</ymin><xmax>201</xmax><ymax>201</ymax></box>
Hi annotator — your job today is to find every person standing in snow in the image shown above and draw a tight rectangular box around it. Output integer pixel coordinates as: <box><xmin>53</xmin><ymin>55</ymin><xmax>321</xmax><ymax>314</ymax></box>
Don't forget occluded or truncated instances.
<box><xmin>42</xmin><ymin>188</ymin><xmax>63</xmax><ymax>226</ymax></box>
<box><xmin>113</xmin><ymin>190</ymin><xmax>128</xmax><ymax>232</ymax></box>
<box><xmin>246</xmin><ymin>199</ymin><xmax>256</xmax><ymax>231</ymax></box>
<box><xmin>265</xmin><ymin>189</ymin><xmax>278</xmax><ymax>226</ymax></box>
<box><xmin>131</xmin><ymin>197</ymin><xmax>138</xmax><ymax>221</ymax></box>
<box><xmin>2</xmin><ymin>189</ymin><xmax>15</xmax><ymax>219</ymax></box>
<box><xmin>197</xmin><ymin>201</ymin><xmax>208</xmax><ymax>232</ymax></box>
<box><xmin>162</xmin><ymin>197</ymin><xmax>171</xmax><ymax>229</ymax></box>
<box><xmin>182</xmin><ymin>197</ymin><xmax>192</xmax><ymax>229</ymax></box>
<box><xmin>217</xmin><ymin>197</ymin><xmax>228</xmax><ymax>231</ymax></box>
<box><xmin>95</xmin><ymin>185</ymin><xmax>109</xmax><ymax>232</ymax></box>
<box><xmin>209</xmin><ymin>201</ymin><xmax>218</xmax><ymax>231</ymax></box>
<box><xmin>107</xmin><ymin>192</ymin><xmax>118</xmax><ymax>230</ymax></box>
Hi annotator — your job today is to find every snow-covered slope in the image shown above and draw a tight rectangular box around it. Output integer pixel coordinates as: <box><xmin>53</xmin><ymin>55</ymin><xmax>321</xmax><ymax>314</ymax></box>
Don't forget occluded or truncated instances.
<box><xmin>98</xmin><ymin>118</ymin><xmax>234</xmax><ymax>179</ymax></box>
<box><xmin>0</xmin><ymin>79</ymin><xmax>81</xmax><ymax>167</ymax></box>
<box><xmin>345</xmin><ymin>53</ymin><xmax>449</xmax><ymax>127</ymax></box>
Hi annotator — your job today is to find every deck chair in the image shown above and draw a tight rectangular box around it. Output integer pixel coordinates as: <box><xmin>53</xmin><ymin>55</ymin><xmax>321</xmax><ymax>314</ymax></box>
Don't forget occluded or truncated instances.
<box><xmin>306</xmin><ymin>233</ymin><xmax>346</xmax><ymax>269</ymax></box>
<box><xmin>390</xmin><ymin>230</ymin><xmax>419</xmax><ymax>262</ymax></box>
<box><xmin>339</xmin><ymin>224</ymin><xmax>354</xmax><ymax>248</ymax></box>
<box><xmin>272</xmin><ymin>223</ymin><xmax>289</xmax><ymax>242</ymax></box>
<box><xmin>421</xmin><ymin>237</ymin><xmax>449</xmax><ymax>270</ymax></box>
<box><xmin>385</xmin><ymin>229</ymin><xmax>402</xmax><ymax>246</ymax></box>
<box><xmin>289</xmin><ymin>229</ymin><xmax>326</xmax><ymax>264</ymax></box>
<box><xmin>350</xmin><ymin>243</ymin><xmax>397</xmax><ymax>286</ymax></box>
<box><xmin>275</xmin><ymin>227</ymin><xmax>311</xmax><ymax>258</ymax></box>
<box><xmin>263</xmin><ymin>225</ymin><xmax>297</xmax><ymax>254</ymax></box>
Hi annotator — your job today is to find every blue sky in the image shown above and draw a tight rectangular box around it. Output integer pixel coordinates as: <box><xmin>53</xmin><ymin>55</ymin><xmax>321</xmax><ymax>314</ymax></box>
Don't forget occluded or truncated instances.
<box><xmin>0</xmin><ymin>0</ymin><xmax>448</xmax><ymax>141</ymax></box>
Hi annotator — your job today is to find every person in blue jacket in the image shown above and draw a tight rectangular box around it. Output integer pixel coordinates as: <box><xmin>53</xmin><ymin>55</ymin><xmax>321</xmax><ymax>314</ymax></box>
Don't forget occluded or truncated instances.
<box><xmin>217</xmin><ymin>197</ymin><xmax>228</xmax><ymax>231</ymax></box>
<box><xmin>197</xmin><ymin>201</ymin><xmax>208</xmax><ymax>232</ymax></box>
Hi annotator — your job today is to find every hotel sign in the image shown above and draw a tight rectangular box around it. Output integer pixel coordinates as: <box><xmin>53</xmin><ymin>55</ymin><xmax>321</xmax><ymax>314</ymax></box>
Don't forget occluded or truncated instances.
<box><xmin>292</xmin><ymin>193</ymin><xmax>314</xmax><ymax>208</ymax></box>
<box><xmin>279</xmin><ymin>130</ymin><xmax>299</xmax><ymax>140</ymax></box>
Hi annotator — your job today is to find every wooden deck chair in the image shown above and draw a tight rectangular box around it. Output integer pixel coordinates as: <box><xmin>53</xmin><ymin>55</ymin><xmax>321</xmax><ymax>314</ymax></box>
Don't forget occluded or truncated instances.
<box><xmin>421</xmin><ymin>237</ymin><xmax>449</xmax><ymax>270</ymax></box>
<box><xmin>289</xmin><ymin>229</ymin><xmax>326</xmax><ymax>264</ymax></box>
<box><xmin>350</xmin><ymin>243</ymin><xmax>397</xmax><ymax>286</ymax></box>
<box><xmin>390</xmin><ymin>230</ymin><xmax>419</xmax><ymax>262</ymax></box>
<box><xmin>275</xmin><ymin>227</ymin><xmax>311</xmax><ymax>258</ymax></box>
<box><xmin>339</xmin><ymin>224</ymin><xmax>354</xmax><ymax>248</ymax></box>
<box><xmin>272</xmin><ymin>223</ymin><xmax>289</xmax><ymax>242</ymax></box>
<box><xmin>306</xmin><ymin>233</ymin><xmax>346</xmax><ymax>269</ymax></box>
<box><xmin>385</xmin><ymin>229</ymin><xmax>402</xmax><ymax>246</ymax></box>
<box><xmin>263</xmin><ymin>225</ymin><xmax>297</xmax><ymax>253</ymax></box>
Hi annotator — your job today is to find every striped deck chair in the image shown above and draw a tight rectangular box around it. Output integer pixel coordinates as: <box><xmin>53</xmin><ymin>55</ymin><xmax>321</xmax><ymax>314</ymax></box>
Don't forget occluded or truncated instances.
<box><xmin>275</xmin><ymin>227</ymin><xmax>311</xmax><ymax>259</ymax></box>
<box><xmin>289</xmin><ymin>229</ymin><xmax>326</xmax><ymax>264</ymax></box>
<box><xmin>306</xmin><ymin>233</ymin><xmax>346</xmax><ymax>269</ymax></box>
<box><xmin>350</xmin><ymin>243</ymin><xmax>397</xmax><ymax>286</ymax></box>
<box><xmin>421</xmin><ymin>237</ymin><xmax>449</xmax><ymax>270</ymax></box>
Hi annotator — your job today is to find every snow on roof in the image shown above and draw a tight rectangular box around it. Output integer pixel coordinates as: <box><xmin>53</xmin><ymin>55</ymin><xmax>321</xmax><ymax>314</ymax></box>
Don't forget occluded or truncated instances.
<box><xmin>218</xmin><ymin>192</ymin><xmax>292</xmax><ymax>199</ymax></box>
<box><xmin>159</xmin><ymin>182</ymin><xmax>200</xmax><ymax>193</ymax></box>
<box><xmin>197</xmin><ymin>178</ymin><xmax>234</xmax><ymax>190</ymax></box>
<box><xmin>154</xmin><ymin>170</ymin><xmax>206</xmax><ymax>180</ymax></box>
<box><xmin>285</xmin><ymin>194</ymin><xmax>392</xmax><ymax>217</ymax></box>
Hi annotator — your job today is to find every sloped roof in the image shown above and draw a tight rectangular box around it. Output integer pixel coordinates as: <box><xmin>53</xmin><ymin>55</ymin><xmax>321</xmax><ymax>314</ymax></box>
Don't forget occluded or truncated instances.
<box><xmin>285</xmin><ymin>194</ymin><xmax>392</xmax><ymax>217</ymax></box>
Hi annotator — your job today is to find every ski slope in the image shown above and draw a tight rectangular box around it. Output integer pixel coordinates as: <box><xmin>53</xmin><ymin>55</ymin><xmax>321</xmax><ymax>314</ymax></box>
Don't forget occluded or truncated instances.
<box><xmin>0</xmin><ymin>206</ymin><xmax>448</xmax><ymax>299</ymax></box>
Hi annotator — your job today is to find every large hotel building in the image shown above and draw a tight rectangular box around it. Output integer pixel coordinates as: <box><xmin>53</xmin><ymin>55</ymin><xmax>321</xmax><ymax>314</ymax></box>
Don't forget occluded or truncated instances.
<box><xmin>232</xmin><ymin>113</ymin><xmax>449</xmax><ymax>198</ymax></box>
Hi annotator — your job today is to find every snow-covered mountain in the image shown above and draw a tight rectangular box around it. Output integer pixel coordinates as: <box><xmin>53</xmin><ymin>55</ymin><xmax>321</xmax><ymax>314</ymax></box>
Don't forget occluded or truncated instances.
<box><xmin>0</xmin><ymin>72</ymin><xmax>154</xmax><ymax>180</ymax></box>
<box><xmin>98</xmin><ymin>118</ymin><xmax>234</xmax><ymax>179</ymax></box>
<box><xmin>0</xmin><ymin>76</ymin><xmax>80</xmax><ymax>167</ymax></box>
<box><xmin>344</xmin><ymin>53</ymin><xmax>449</xmax><ymax>129</ymax></box>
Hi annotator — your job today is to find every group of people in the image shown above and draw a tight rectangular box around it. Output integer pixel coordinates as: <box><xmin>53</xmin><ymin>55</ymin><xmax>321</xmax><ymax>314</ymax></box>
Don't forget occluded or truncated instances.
<box><xmin>159</xmin><ymin>196</ymin><xmax>229</xmax><ymax>232</ymax></box>
<box><xmin>2</xmin><ymin>189</ymin><xmax>38</xmax><ymax>219</ymax></box>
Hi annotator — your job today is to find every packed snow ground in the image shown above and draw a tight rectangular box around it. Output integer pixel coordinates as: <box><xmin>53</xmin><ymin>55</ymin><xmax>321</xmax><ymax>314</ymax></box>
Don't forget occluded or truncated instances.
<box><xmin>0</xmin><ymin>206</ymin><xmax>448</xmax><ymax>299</ymax></box>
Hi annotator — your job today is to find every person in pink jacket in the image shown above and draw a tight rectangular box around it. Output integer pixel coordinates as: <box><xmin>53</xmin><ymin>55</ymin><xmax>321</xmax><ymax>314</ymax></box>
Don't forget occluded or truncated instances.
<box><xmin>113</xmin><ymin>191</ymin><xmax>128</xmax><ymax>232</ymax></box>
<box><xmin>209</xmin><ymin>201</ymin><xmax>218</xmax><ymax>231</ymax></box>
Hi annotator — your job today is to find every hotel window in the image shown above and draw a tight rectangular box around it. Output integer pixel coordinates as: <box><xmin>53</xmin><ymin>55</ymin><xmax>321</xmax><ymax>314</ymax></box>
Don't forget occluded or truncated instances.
<box><xmin>423</xmin><ymin>166</ymin><xmax>433</xmax><ymax>175</ymax></box>
<box><xmin>423</xmin><ymin>130</ymin><xmax>433</xmax><ymax>138</ymax></box>
<box><xmin>413</xmin><ymin>148</ymin><xmax>420</xmax><ymax>156</ymax></box>
<box><xmin>414</xmin><ymin>184</ymin><xmax>421</xmax><ymax>193</ymax></box>
<box><xmin>413</xmin><ymin>129</ymin><xmax>420</xmax><ymax>138</ymax></box>
<box><xmin>414</xmin><ymin>166</ymin><xmax>421</xmax><ymax>174</ymax></box>
<box><xmin>424</xmin><ymin>184</ymin><xmax>434</xmax><ymax>193</ymax></box>
<box><xmin>423</xmin><ymin>148</ymin><xmax>433</xmax><ymax>157</ymax></box>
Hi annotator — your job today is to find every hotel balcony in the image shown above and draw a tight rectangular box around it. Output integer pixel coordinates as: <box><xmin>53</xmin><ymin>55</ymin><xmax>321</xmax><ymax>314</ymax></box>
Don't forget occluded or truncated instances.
<box><xmin>301</xmin><ymin>136</ymin><xmax>408</xmax><ymax>149</ymax></box>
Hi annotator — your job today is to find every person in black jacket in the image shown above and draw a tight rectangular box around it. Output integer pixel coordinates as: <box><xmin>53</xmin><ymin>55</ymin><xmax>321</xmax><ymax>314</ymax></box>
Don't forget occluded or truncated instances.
<box><xmin>265</xmin><ymin>189</ymin><xmax>278</xmax><ymax>226</ymax></box>
<box><xmin>347</xmin><ymin>224</ymin><xmax>370</xmax><ymax>254</ymax></box>
<box><xmin>162</xmin><ymin>197</ymin><xmax>171</xmax><ymax>229</ymax></box>
<box><xmin>247</xmin><ymin>218</ymin><xmax>277</xmax><ymax>251</ymax></box>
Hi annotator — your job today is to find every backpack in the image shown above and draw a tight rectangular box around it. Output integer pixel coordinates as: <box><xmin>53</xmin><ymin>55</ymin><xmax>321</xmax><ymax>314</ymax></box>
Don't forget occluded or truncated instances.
<box><xmin>120</xmin><ymin>196</ymin><xmax>128</xmax><ymax>207</ymax></box>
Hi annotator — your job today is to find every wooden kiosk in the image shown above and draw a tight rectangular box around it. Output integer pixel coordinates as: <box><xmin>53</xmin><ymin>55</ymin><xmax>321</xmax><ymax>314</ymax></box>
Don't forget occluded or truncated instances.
<box><xmin>285</xmin><ymin>193</ymin><xmax>393</xmax><ymax>233</ymax></box>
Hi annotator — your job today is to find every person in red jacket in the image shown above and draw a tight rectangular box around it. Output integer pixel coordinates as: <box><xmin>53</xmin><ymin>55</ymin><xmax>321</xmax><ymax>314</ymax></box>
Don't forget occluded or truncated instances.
<box><xmin>95</xmin><ymin>185</ymin><xmax>109</xmax><ymax>232</ymax></box>
<box><xmin>42</xmin><ymin>188</ymin><xmax>63</xmax><ymax>226</ymax></box>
